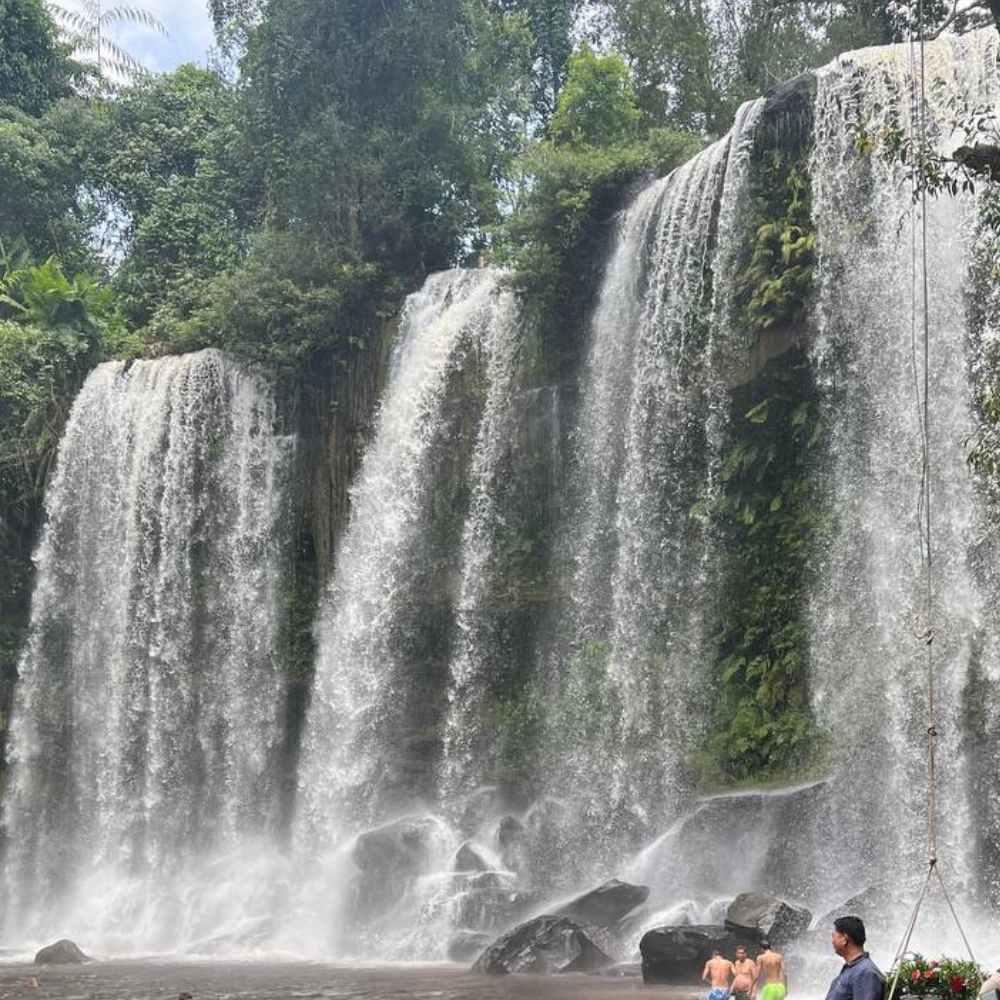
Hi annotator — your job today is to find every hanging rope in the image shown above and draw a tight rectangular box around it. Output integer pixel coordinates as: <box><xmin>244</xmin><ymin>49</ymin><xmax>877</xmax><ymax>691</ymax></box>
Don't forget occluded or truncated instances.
<box><xmin>916</xmin><ymin>0</ymin><xmax>940</xmax><ymax>873</ymax></box>
<box><xmin>883</xmin><ymin>0</ymin><xmax>978</xmax><ymax>975</ymax></box>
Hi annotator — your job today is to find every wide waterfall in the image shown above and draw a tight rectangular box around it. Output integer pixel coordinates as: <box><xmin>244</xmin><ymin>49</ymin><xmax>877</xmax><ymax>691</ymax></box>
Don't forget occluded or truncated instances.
<box><xmin>0</xmin><ymin>350</ymin><xmax>294</xmax><ymax>955</ymax></box>
<box><xmin>4</xmin><ymin>30</ymin><xmax>1000</xmax><ymax>972</ymax></box>
<box><xmin>802</xmin><ymin>30</ymin><xmax>1000</xmax><ymax>950</ymax></box>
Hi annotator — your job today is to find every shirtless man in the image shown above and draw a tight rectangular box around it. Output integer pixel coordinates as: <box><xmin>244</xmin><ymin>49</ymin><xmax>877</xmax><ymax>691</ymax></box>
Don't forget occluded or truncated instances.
<box><xmin>732</xmin><ymin>945</ymin><xmax>759</xmax><ymax>1000</ymax></box>
<box><xmin>757</xmin><ymin>940</ymin><xmax>787</xmax><ymax>1000</ymax></box>
<box><xmin>703</xmin><ymin>948</ymin><xmax>736</xmax><ymax>1000</ymax></box>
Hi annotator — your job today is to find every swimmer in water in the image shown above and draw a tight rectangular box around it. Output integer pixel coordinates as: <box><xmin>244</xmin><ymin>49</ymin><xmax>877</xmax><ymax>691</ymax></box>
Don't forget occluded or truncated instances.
<box><xmin>732</xmin><ymin>945</ymin><xmax>759</xmax><ymax>1000</ymax></box>
<box><xmin>758</xmin><ymin>940</ymin><xmax>787</xmax><ymax>1000</ymax></box>
<box><xmin>703</xmin><ymin>948</ymin><xmax>736</xmax><ymax>1000</ymax></box>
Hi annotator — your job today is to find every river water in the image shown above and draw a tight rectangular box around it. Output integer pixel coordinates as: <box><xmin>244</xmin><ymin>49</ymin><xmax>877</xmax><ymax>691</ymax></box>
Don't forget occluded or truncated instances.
<box><xmin>0</xmin><ymin>961</ymin><xmax>694</xmax><ymax>1000</ymax></box>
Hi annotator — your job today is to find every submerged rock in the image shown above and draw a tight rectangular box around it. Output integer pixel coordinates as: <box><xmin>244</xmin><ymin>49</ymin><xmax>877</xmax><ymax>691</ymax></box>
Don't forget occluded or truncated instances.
<box><xmin>555</xmin><ymin>879</ymin><xmax>650</xmax><ymax>927</ymax></box>
<box><xmin>472</xmin><ymin>915</ymin><xmax>613</xmax><ymax>975</ymax></box>
<box><xmin>640</xmin><ymin>925</ymin><xmax>759</xmax><ymax>984</ymax></box>
<box><xmin>725</xmin><ymin>892</ymin><xmax>811</xmax><ymax>945</ymax></box>
<box><xmin>448</xmin><ymin>929</ymin><xmax>493</xmax><ymax>962</ymax></box>
<box><xmin>34</xmin><ymin>939</ymin><xmax>90</xmax><ymax>965</ymax></box>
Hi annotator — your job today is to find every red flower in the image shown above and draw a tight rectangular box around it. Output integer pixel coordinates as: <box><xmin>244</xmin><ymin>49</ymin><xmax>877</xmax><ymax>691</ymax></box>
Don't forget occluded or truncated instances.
<box><xmin>950</xmin><ymin>977</ymin><xmax>966</xmax><ymax>993</ymax></box>
<box><xmin>924</xmin><ymin>971</ymin><xmax>937</xmax><ymax>980</ymax></box>
<box><xmin>912</xmin><ymin>972</ymin><xmax>924</xmax><ymax>982</ymax></box>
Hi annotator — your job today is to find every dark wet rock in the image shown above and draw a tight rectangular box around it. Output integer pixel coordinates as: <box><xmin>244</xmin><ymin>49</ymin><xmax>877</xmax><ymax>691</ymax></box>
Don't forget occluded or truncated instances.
<box><xmin>351</xmin><ymin>815</ymin><xmax>440</xmax><ymax>916</ymax></box>
<box><xmin>455</xmin><ymin>885</ymin><xmax>539</xmax><ymax>932</ymax></box>
<box><xmin>725</xmin><ymin>892</ymin><xmax>811</xmax><ymax>945</ymax></box>
<box><xmin>454</xmin><ymin>841</ymin><xmax>490</xmax><ymax>872</ymax></box>
<box><xmin>448</xmin><ymin>929</ymin><xmax>494</xmax><ymax>963</ymax></box>
<box><xmin>353</xmin><ymin>815</ymin><xmax>438</xmax><ymax>876</ymax></box>
<box><xmin>762</xmin><ymin>71</ymin><xmax>816</xmax><ymax>122</ymax></box>
<box><xmin>555</xmin><ymin>879</ymin><xmax>650</xmax><ymax>928</ymax></box>
<box><xmin>34</xmin><ymin>939</ymin><xmax>90</xmax><ymax>965</ymax></box>
<box><xmin>472</xmin><ymin>915</ymin><xmax>614</xmax><ymax>975</ymax></box>
<box><xmin>640</xmin><ymin>925</ymin><xmax>760</xmax><ymax>984</ymax></box>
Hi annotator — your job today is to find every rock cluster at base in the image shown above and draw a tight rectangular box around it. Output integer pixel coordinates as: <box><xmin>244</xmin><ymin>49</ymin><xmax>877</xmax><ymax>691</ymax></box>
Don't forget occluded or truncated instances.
<box><xmin>554</xmin><ymin>879</ymin><xmax>650</xmax><ymax>927</ymax></box>
<box><xmin>640</xmin><ymin>925</ymin><xmax>762</xmax><ymax>984</ymax></box>
<box><xmin>472</xmin><ymin>915</ymin><xmax>613</xmax><ymax>975</ymax></box>
<box><xmin>725</xmin><ymin>892</ymin><xmax>812</xmax><ymax>945</ymax></box>
<box><xmin>34</xmin><ymin>939</ymin><xmax>90</xmax><ymax>965</ymax></box>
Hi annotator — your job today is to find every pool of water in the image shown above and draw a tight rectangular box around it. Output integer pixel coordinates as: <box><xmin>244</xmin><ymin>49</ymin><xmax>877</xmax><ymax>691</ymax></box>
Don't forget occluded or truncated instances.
<box><xmin>0</xmin><ymin>960</ymin><xmax>697</xmax><ymax>999</ymax></box>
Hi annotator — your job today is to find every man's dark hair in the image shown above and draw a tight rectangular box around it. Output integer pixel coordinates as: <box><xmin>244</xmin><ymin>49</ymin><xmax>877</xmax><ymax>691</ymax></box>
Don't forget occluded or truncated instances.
<box><xmin>760</xmin><ymin>939</ymin><xmax>771</xmax><ymax>949</ymax></box>
<box><xmin>834</xmin><ymin>915</ymin><xmax>866</xmax><ymax>947</ymax></box>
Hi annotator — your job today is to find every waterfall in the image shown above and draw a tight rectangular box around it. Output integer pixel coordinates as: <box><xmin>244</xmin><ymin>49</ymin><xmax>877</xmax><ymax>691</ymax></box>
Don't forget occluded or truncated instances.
<box><xmin>806</xmin><ymin>30</ymin><xmax>1000</xmax><ymax>944</ymax></box>
<box><xmin>6</xmin><ymin>33</ymin><xmax>1000</xmax><ymax>967</ymax></box>
<box><xmin>533</xmin><ymin>99</ymin><xmax>765</xmax><ymax>882</ymax></box>
<box><xmin>290</xmin><ymin>268</ymin><xmax>521</xmax><ymax>958</ymax></box>
<box><xmin>0</xmin><ymin>349</ymin><xmax>294</xmax><ymax>954</ymax></box>
<box><xmin>295</xmin><ymin>269</ymin><xmax>518</xmax><ymax>844</ymax></box>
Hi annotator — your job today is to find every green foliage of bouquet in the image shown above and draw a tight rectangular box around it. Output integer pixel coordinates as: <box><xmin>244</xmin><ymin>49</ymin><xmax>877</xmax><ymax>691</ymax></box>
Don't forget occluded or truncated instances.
<box><xmin>887</xmin><ymin>956</ymin><xmax>985</xmax><ymax>1000</ymax></box>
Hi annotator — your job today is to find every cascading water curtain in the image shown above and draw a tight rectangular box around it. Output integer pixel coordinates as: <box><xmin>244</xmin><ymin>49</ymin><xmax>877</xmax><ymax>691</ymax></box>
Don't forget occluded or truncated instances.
<box><xmin>291</xmin><ymin>269</ymin><xmax>519</xmax><ymax>957</ymax></box>
<box><xmin>531</xmin><ymin>99</ymin><xmax>765</xmax><ymax>888</ymax></box>
<box><xmin>1</xmin><ymin>349</ymin><xmax>294</xmax><ymax>955</ymax></box>
<box><xmin>807</xmin><ymin>30</ymin><xmax>1000</xmax><ymax>945</ymax></box>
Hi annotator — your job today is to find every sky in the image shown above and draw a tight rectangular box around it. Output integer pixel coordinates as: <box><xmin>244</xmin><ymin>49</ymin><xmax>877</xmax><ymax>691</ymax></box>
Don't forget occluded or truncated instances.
<box><xmin>59</xmin><ymin>0</ymin><xmax>216</xmax><ymax>74</ymax></box>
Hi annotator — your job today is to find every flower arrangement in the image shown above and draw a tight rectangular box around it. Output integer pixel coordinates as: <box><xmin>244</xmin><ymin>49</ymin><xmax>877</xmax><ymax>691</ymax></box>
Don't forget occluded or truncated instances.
<box><xmin>887</xmin><ymin>956</ymin><xmax>985</xmax><ymax>1000</ymax></box>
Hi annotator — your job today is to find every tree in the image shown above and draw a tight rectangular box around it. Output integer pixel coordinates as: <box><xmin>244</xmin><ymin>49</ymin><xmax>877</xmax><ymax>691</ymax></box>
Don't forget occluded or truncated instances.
<box><xmin>89</xmin><ymin>64</ymin><xmax>260</xmax><ymax>329</ymax></box>
<box><xmin>0</xmin><ymin>98</ymin><xmax>98</xmax><ymax>266</ymax></box>
<box><xmin>549</xmin><ymin>45</ymin><xmax>641</xmax><ymax>147</ymax></box>
<box><xmin>241</xmin><ymin>0</ymin><xmax>532</xmax><ymax>282</ymax></box>
<box><xmin>488</xmin><ymin>0</ymin><xmax>586</xmax><ymax>120</ymax></box>
<box><xmin>47</xmin><ymin>0</ymin><xmax>166</xmax><ymax>82</ymax></box>
<box><xmin>596</xmin><ymin>0</ymin><xmax>724</xmax><ymax>133</ymax></box>
<box><xmin>0</xmin><ymin>0</ymin><xmax>81</xmax><ymax>114</ymax></box>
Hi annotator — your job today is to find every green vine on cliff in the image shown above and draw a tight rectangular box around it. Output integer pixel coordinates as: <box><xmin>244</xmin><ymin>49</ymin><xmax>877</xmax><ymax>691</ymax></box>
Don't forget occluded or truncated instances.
<box><xmin>697</xmin><ymin>354</ymin><xmax>829</xmax><ymax>784</ymax></box>
<box><xmin>736</xmin><ymin>150</ymin><xmax>816</xmax><ymax>336</ymax></box>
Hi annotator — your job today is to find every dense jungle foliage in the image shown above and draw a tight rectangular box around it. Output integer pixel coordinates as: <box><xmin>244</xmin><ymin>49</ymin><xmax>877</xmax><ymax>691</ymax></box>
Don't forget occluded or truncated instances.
<box><xmin>2</xmin><ymin>0</ymin><xmax>998</xmax><ymax>781</ymax></box>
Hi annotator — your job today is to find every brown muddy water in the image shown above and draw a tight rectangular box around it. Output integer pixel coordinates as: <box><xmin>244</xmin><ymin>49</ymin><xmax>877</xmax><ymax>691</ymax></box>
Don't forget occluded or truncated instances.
<box><xmin>0</xmin><ymin>961</ymin><xmax>700</xmax><ymax>999</ymax></box>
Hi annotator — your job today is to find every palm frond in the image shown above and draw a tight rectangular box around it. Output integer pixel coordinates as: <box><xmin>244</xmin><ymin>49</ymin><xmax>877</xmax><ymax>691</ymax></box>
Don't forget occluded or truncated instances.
<box><xmin>46</xmin><ymin>4</ymin><xmax>92</xmax><ymax>32</ymax></box>
<box><xmin>101</xmin><ymin>6</ymin><xmax>167</xmax><ymax>33</ymax></box>
<box><xmin>99</xmin><ymin>37</ymin><xmax>149</xmax><ymax>78</ymax></box>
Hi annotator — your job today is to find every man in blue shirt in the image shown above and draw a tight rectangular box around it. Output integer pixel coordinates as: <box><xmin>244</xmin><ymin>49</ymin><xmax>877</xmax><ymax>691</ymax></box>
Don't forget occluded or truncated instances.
<box><xmin>825</xmin><ymin>916</ymin><xmax>886</xmax><ymax>1000</ymax></box>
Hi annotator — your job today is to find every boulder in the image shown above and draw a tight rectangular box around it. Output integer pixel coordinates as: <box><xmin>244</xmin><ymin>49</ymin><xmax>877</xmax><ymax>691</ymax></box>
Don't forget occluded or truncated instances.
<box><xmin>640</xmin><ymin>925</ymin><xmax>760</xmax><ymax>984</ymax></box>
<box><xmin>353</xmin><ymin>815</ymin><xmax>438</xmax><ymax>876</ymax></box>
<box><xmin>472</xmin><ymin>915</ymin><xmax>614</xmax><ymax>975</ymax></box>
<box><xmin>448</xmin><ymin>929</ymin><xmax>493</xmax><ymax>963</ymax></box>
<box><xmin>725</xmin><ymin>892</ymin><xmax>811</xmax><ymax>946</ymax></box>
<box><xmin>34</xmin><ymin>939</ymin><xmax>90</xmax><ymax>965</ymax></box>
<box><xmin>555</xmin><ymin>879</ymin><xmax>650</xmax><ymax>928</ymax></box>
<box><xmin>454</xmin><ymin>841</ymin><xmax>490</xmax><ymax>872</ymax></box>
<box><xmin>351</xmin><ymin>815</ymin><xmax>440</xmax><ymax>917</ymax></box>
<box><xmin>455</xmin><ymin>886</ymin><xmax>536</xmax><ymax>932</ymax></box>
